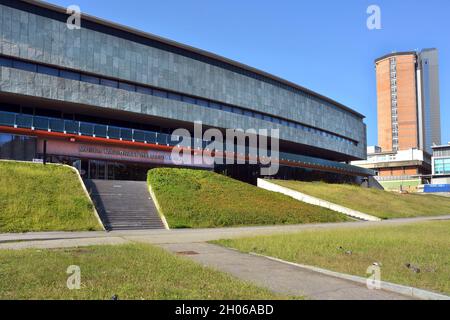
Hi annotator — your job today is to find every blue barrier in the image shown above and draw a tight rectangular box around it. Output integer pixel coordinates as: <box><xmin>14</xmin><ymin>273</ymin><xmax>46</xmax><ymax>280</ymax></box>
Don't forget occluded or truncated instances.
<box><xmin>424</xmin><ymin>184</ymin><xmax>450</xmax><ymax>193</ymax></box>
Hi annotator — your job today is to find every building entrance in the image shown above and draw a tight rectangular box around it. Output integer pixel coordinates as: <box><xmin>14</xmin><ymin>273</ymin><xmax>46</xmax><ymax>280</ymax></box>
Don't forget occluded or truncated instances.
<box><xmin>79</xmin><ymin>160</ymin><xmax>152</xmax><ymax>181</ymax></box>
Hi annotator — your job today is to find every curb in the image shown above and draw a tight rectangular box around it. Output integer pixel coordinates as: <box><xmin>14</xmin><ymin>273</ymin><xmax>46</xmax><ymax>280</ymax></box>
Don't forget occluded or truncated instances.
<box><xmin>148</xmin><ymin>184</ymin><xmax>170</xmax><ymax>230</ymax></box>
<box><xmin>248</xmin><ymin>252</ymin><xmax>450</xmax><ymax>300</ymax></box>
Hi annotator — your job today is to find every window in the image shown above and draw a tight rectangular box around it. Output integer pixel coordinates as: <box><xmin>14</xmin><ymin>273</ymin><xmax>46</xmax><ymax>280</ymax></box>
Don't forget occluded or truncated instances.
<box><xmin>60</xmin><ymin>70</ymin><xmax>80</xmax><ymax>81</ymax></box>
<box><xmin>209</xmin><ymin>102</ymin><xmax>221</xmax><ymax>110</ymax></box>
<box><xmin>222</xmin><ymin>105</ymin><xmax>232</xmax><ymax>112</ymax></box>
<box><xmin>13</xmin><ymin>60</ymin><xmax>36</xmax><ymax>72</ymax></box>
<box><xmin>243</xmin><ymin>110</ymin><xmax>253</xmax><ymax>117</ymax></box>
<box><xmin>153</xmin><ymin>89</ymin><xmax>167</xmax><ymax>98</ymax></box>
<box><xmin>119</xmin><ymin>82</ymin><xmax>136</xmax><ymax>92</ymax></box>
<box><xmin>38</xmin><ymin>65</ymin><xmax>59</xmax><ymax>77</ymax></box>
<box><xmin>136</xmin><ymin>86</ymin><xmax>152</xmax><ymax>95</ymax></box>
<box><xmin>232</xmin><ymin>107</ymin><xmax>242</xmax><ymax>115</ymax></box>
<box><xmin>182</xmin><ymin>96</ymin><xmax>196</xmax><ymax>104</ymax></box>
<box><xmin>168</xmin><ymin>92</ymin><xmax>182</xmax><ymax>101</ymax></box>
<box><xmin>197</xmin><ymin>99</ymin><xmax>209</xmax><ymax>108</ymax></box>
<box><xmin>100</xmin><ymin>78</ymin><xmax>118</xmax><ymax>88</ymax></box>
<box><xmin>81</xmin><ymin>74</ymin><xmax>100</xmax><ymax>85</ymax></box>
<box><xmin>0</xmin><ymin>57</ymin><xmax>12</xmax><ymax>67</ymax></box>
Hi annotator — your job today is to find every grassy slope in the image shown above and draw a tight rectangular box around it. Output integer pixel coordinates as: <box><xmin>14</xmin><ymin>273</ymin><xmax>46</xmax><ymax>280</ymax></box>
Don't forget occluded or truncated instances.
<box><xmin>215</xmin><ymin>221</ymin><xmax>450</xmax><ymax>295</ymax></box>
<box><xmin>0</xmin><ymin>243</ymin><xmax>290</xmax><ymax>300</ymax></box>
<box><xmin>147</xmin><ymin>168</ymin><xmax>350</xmax><ymax>228</ymax></box>
<box><xmin>0</xmin><ymin>161</ymin><xmax>101</xmax><ymax>233</ymax></box>
<box><xmin>271</xmin><ymin>180</ymin><xmax>450</xmax><ymax>219</ymax></box>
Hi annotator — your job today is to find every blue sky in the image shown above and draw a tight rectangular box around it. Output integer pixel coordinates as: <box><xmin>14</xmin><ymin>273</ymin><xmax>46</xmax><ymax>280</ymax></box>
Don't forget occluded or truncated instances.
<box><xmin>51</xmin><ymin>0</ymin><xmax>449</xmax><ymax>146</ymax></box>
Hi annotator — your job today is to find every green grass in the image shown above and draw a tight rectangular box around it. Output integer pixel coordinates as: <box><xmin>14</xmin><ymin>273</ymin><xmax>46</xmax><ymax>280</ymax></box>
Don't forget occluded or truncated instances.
<box><xmin>0</xmin><ymin>161</ymin><xmax>101</xmax><ymax>233</ymax></box>
<box><xmin>271</xmin><ymin>180</ymin><xmax>450</xmax><ymax>219</ymax></box>
<box><xmin>214</xmin><ymin>221</ymin><xmax>450</xmax><ymax>295</ymax></box>
<box><xmin>0</xmin><ymin>243</ymin><xmax>290</xmax><ymax>300</ymax></box>
<box><xmin>147</xmin><ymin>168</ymin><xmax>351</xmax><ymax>228</ymax></box>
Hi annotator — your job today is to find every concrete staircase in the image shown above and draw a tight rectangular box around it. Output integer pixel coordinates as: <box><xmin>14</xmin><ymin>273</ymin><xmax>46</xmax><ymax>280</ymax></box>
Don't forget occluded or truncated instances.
<box><xmin>85</xmin><ymin>180</ymin><xmax>165</xmax><ymax>231</ymax></box>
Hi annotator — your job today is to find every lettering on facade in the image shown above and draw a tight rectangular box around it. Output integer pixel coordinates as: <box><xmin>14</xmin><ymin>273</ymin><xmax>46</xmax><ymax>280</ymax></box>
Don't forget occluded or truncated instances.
<box><xmin>79</xmin><ymin>145</ymin><xmax>170</xmax><ymax>162</ymax></box>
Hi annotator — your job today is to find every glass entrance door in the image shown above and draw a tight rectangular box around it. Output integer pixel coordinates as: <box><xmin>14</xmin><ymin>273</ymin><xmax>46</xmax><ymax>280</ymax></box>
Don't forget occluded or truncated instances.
<box><xmin>88</xmin><ymin>160</ymin><xmax>107</xmax><ymax>180</ymax></box>
<box><xmin>107</xmin><ymin>163</ymin><xmax>115</xmax><ymax>180</ymax></box>
<box><xmin>85</xmin><ymin>160</ymin><xmax>150</xmax><ymax>181</ymax></box>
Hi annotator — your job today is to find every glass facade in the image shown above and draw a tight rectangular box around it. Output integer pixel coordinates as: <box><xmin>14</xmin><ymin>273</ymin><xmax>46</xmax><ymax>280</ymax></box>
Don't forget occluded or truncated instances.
<box><xmin>434</xmin><ymin>158</ymin><xmax>450</xmax><ymax>175</ymax></box>
<box><xmin>0</xmin><ymin>133</ymin><xmax>36</xmax><ymax>161</ymax></box>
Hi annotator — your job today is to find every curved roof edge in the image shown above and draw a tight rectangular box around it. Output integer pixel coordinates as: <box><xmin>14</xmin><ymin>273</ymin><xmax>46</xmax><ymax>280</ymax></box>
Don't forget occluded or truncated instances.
<box><xmin>19</xmin><ymin>0</ymin><xmax>365</xmax><ymax>119</ymax></box>
<box><xmin>374</xmin><ymin>51</ymin><xmax>417</xmax><ymax>64</ymax></box>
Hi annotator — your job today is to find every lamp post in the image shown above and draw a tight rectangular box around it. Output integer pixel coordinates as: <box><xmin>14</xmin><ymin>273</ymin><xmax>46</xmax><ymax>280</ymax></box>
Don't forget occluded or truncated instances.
<box><xmin>43</xmin><ymin>140</ymin><xmax>47</xmax><ymax>165</ymax></box>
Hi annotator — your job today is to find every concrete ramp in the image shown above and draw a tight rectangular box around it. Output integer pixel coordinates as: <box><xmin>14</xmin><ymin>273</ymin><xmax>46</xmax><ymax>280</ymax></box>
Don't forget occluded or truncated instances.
<box><xmin>257</xmin><ymin>179</ymin><xmax>382</xmax><ymax>222</ymax></box>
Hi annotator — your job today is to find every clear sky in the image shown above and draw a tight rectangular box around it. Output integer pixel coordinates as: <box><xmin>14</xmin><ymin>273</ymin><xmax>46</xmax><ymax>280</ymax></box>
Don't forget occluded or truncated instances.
<box><xmin>51</xmin><ymin>0</ymin><xmax>449</xmax><ymax>146</ymax></box>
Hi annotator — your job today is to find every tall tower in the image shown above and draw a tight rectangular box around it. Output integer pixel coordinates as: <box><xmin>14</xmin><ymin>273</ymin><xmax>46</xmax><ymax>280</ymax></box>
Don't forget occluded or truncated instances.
<box><xmin>375</xmin><ymin>52</ymin><xmax>418</xmax><ymax>152</ymax></box>
<box><xmin>417</xmin><ymin>49</ymin><xmax>441</xmax><ymax>154</ymax></box>
<box><xmin>375</xmin><ymin>49</ymin><xmax>441</xmax><ymax>154</ymax></box>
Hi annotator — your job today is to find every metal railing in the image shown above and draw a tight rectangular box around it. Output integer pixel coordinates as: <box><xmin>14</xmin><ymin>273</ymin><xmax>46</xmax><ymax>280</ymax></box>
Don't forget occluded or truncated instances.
<box><xmin>0</xmin><ymin>110</ymin><xmax>373</xmax><ymax>176</ymax></box>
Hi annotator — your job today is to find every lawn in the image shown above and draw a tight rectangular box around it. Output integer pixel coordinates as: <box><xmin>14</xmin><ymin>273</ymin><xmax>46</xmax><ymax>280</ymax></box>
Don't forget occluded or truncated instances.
<box><xmin>0</xmin><ymin>243</ymin><xmax>289</xmax><ymax>300</ymax></box>
<box><xmin>0</xmin><ymin>161</ymin><xmax>101</xmax><ymax>233</ymax></box>
<box><xmin>214</xmin><ymin>220</ymin><xmax>450</xmax><ymax>295</ymax></box>
<box><xmin>271</xmin><ymin>180</ymin><xmax>450</xmax><ymax>219</ymax></box>
<box><xmin>147</xmin><ymin>168</ymin><xmax>351</xmax><ymax>228</ymax></box>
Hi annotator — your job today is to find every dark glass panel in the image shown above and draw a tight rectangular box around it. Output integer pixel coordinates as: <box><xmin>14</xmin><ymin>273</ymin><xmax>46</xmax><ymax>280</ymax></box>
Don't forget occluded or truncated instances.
<box><xmin>60</xmin><ymin>70</ymin><xmax>81</xmax><ymax>81</ymax></box>
<box><xmin>153</xmin><ymin>89</ymin><xmax>167</xmax><ymax>98</ymax></box>
<box><xmin>16</xmin><ymin>114</ymin><xmax>33</xmax><ymax>128</ymax></box>
<box><xmin>0</xmin><ymin>112</ymin><xmax>16</xmax><ymax>126</ymax></box>
<box><xmin>119</xmin><ymin>82</ymin><xmax>136</xmax><ymax>92</ymax></box>
<box><xmin>120</xmin><ymin>128</ymin><xmax>133</xmax><ymax>141</ymax></box>
<box><xmin>80</xmin><ymin>122</ymin><xmax>94</xmax><ymax>136</ymax></box>
<box><xmin>144</xmin><ymin>132</ymin><xmax>157</xmax><ymax>144</ymax></box>
<box><xmin>81</xmin><ymin>74</ymin><xmax>100</xmax><ymax>85</ymax></box>
<box><xmin>94</xmin><ymin>125</ymin><xmax>107</xmax><ymax>138</ymax></box>
<box><xmin>64</xmin><ymin>120</ymin><xmax>79</xmax><ymax>134</ymax></box>
<box><xmin>49</xmin><ymin>118</ymin><xmax>65</xmax><ymax>132</ymax></box>
<box><xmin>133</xmin><ymin>130</ymin><xmax>146</xmax><ymax>142</ymax></box>
<box><xmin>182</xmin><ymin>96</ymin><xmax>196</xmax><ymax>104</ymax></box>
<box><xmin>13</xmin><ymin>60</ymin><xmax>36</xmax><ymax>72</ymax></box>
<box><xmin>0</xmin><ymin>57</ymin><xmax>13</xmax><ymax>67</ymax></box>
<box><xmin>168</xmin><ymin>92</ymin><xmax>182</xmax><ymax>101</ymax></box>
<box><xmin>136</xmin><ymin>86</ymin><xmax>152</xmax><ymax>95</ymax></box>
<box><xmin>100</xmin><ymin>78</ymin><xmax>118</xmax><ymax>88</ymax></box>
<box><xmin>108</xmin><ymin>126</ymin><xmax>121</xmax><ymax>139</ymax></box>
<box><xmin>37</xmin><ymin>65</ymin><xmax>59</xmax><ymax>77</ymax></box>
<box><xmin>33</xmin><ymin>116</ymin><xmax>49</xmax><ymax>130</ymax></box>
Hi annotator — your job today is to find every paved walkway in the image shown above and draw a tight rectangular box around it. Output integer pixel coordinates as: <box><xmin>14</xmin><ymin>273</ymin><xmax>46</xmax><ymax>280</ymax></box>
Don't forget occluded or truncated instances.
<box><xmin>159</xmin><ymin>242</ymin><xmax>412</xmax><ymax>300</ymax></box>
<box><xmin>1</xmin><ymin>215</ymin><xmax>448</xmax><ymax>247</ymax></box>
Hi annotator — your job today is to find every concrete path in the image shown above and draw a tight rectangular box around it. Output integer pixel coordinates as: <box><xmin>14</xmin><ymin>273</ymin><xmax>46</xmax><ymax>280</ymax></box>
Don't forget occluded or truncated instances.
<box><xmin>1</xmin><ymin>215</ymin><xmax>449</xmax><ymax>247</ymax></box>
<box><xmin>158</xmin><ymin>242</ymin><xmax>413</xmax><ymax>300</ymax></box>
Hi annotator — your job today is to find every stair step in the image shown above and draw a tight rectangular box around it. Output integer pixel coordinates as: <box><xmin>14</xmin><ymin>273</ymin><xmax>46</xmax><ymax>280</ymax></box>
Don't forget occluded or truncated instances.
<box><xmin>85</xmin><ymin>179</ymin><xmax>165</xmax><ymax>231</ymax></box>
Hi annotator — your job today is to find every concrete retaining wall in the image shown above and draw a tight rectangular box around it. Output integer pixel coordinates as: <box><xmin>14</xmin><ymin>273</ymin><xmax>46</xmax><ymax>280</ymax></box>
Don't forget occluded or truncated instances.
<box><xmin>257</xmin><ymin>179</ymin><xmax>382</xmax><ymax>222</ymax></box>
